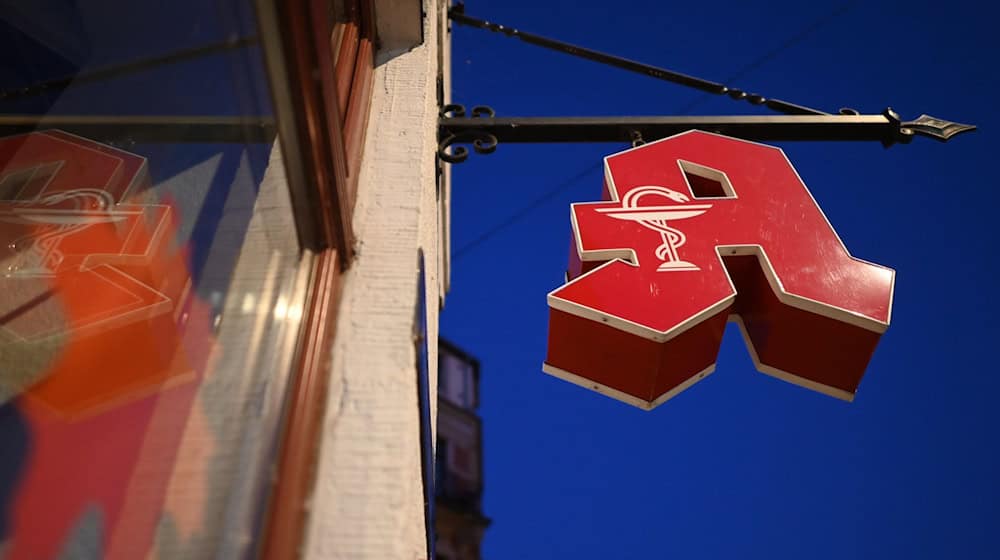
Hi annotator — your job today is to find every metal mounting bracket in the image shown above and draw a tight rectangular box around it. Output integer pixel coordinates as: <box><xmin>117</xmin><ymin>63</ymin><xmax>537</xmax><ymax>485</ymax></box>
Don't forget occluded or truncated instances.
<box><xmin>438</xmin><ymin>105</ymin><xmax>975</xmax><ymax>164</ymax></box>
<box><xmin>442</xmin><ymin>6</ymin><xmax>976</xmax><ymax>163</ymax></box>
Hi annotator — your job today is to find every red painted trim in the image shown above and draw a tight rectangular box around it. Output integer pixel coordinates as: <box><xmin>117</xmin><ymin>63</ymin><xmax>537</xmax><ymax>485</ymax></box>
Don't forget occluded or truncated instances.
<box><xmin>258</xmin><ymin>0</ymin><xmax>375</xmax><ymax>556</ymax></box>
<box><xmin>344</xmin><ymin>38</ymin><xmax>374</xmax><ymax>182</ymax></box>
<box><xmin>260</xmin><ymin>250</ymin><xmax>341</xmax><ymax>559</ymax></box>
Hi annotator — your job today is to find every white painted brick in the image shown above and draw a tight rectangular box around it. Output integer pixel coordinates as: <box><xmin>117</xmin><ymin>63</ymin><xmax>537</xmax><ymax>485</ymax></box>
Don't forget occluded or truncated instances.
<box><xmin>303</xmin><ymin>1</ymin><xmax>446</xmax><ymax>559</ymax></box>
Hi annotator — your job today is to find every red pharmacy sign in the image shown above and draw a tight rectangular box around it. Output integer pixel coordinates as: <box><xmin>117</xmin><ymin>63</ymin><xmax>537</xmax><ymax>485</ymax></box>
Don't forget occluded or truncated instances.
<box><xmin>545</xmin><ymin>130</ymin><xmax>894</xmax><ymax>409</ymax></box>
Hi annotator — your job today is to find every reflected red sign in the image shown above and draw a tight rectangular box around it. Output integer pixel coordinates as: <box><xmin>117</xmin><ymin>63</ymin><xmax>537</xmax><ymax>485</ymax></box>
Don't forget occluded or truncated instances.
<box><xmin>0</xmin><ymin>130</ymin><xmax>192</xmax><ymax>415</ymax></box>
<box><xmin>545</xmin><ymin>131</ymin><xmax>894</xmax><ymax>409</ymax></box>
<box><xmin>0</xmin><ymin>131</ymin><xmax>209</xmax><ymax>559</ymax></box>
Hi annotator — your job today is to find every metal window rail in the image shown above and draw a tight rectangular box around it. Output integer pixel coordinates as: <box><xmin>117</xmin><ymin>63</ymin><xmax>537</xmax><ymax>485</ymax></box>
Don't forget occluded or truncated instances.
<box><xmin>0</xmin><ymin>115</ymin><xmax>276</xmax><ymax>144</ymax></box>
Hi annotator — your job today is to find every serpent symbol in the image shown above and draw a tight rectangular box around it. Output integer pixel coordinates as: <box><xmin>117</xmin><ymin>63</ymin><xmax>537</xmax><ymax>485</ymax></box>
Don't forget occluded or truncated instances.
<box><xmin>595</xmin><ymin>185</ymin><xmax>711</xmax><ymax>272</ymax></box>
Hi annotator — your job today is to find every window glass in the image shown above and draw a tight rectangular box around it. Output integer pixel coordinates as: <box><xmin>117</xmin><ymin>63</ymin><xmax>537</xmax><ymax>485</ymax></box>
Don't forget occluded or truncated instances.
<box><xmin>440</xmin><ymin>350</ymin><xmax>478</xmax><ymax>410</ymax></box>
<box><xmin>440</xmin><ymin>352</ymin><xmax>465</xmax><ymax>407</ymax></box>
<box><xmin>0</xmin><ymin>1</ymin><xmax>307</xmax><ymax>557</ymax></box>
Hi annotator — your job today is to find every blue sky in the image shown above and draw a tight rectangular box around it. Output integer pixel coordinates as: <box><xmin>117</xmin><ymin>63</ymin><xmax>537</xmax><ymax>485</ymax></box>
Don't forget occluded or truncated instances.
<box><xmin>441</xmin><ymin>1</ymin><xmax>999</xmax><ymax>558</ymax></box>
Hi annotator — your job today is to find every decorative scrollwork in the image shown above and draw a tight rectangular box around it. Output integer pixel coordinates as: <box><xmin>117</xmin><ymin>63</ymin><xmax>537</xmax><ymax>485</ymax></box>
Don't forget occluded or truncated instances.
<box><xmin>439</xmin><ymin>104</ymin><xmax>496</xmax><ymax>119</ymax></box>
<box><xmin>438</xmin><ymin>104</ymin><xmax>498</xmax><ymax>163</ymax></box>
<box><xmin>440</xmin><ymin>104</ymin><xmax>466</xmax><ymax>118</ymax></box>
<box><xmin>438</xmin><ymin>130</ymin><xmax>498</xmax><ymax>164</ymax></box>
<box><xmin>470</xmin><ymin>105</ymin><xmax>495</xmax><ymax>118</ymax></box>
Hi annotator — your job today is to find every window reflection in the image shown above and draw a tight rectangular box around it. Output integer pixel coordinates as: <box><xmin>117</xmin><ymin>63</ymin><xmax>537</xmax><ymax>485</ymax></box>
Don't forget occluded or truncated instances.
<box><xmin>0</xmin><ymin>1</ymin><xmax>308</xmax><ymax>557</ymax></box>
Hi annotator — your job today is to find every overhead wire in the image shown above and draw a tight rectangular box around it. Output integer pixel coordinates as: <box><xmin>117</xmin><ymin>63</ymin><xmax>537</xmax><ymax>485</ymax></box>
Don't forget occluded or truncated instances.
<box><xmin>451</xmin><ymin>3</ymin><xmax>855</xmax><ymax>261</ymax></box>
<box><xmin>675</xmin><ymin>2</ymin><xmax>856</xmax><ymax>115</ymax></box>
<box><xmin>452</xmin><ymin>160</ymin><xmax>601</xmax><ymax>260</ymax></box>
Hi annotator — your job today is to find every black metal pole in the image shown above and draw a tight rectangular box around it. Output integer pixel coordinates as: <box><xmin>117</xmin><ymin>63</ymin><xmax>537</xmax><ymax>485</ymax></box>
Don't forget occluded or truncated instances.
<box><xmin>438</xmin><ymin>106</ymin><xmax>975</xmax><ymax>163</ymax></box>
<box><xmin>442</xmin><ymin>6</ymin><xmax>976</xmax><ymax>164</ymax></box>
<box><xmin>448</xmin><ymin>3</ymin><xmax>826</xmax><ymax>116</ymax></box>
<box><xmin>443</xmin><ymin>114</ymin><xmax>898</xmax><ymax>143</ymax></box>
<box><xmin>0</xmin><ymin>115</ymin><xmax>277</xmax><ymax>144</ymax></box>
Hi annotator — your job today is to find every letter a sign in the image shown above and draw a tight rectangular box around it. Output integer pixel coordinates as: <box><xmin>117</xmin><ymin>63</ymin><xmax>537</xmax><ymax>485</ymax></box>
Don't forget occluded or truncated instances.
<box><xmin>544</xmin><ymin>131</ymin><xmax>894</xmax><ymax>409</ymax></box>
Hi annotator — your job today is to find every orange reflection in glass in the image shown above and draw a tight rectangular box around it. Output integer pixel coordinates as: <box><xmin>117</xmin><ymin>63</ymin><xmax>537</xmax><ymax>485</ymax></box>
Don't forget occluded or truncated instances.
<box><xmin>0</xmin><ymin>130</ymin><xmax>212</xmax><ymax>559</ymax></box>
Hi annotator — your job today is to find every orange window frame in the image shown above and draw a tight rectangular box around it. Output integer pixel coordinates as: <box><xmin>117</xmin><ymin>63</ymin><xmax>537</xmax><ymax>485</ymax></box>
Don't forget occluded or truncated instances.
<box><xmin>256</xmin><ymin>0</ymin><xmax>375</xmax><ymax>557</ymax></box>
<box><xmin>315</xmin><ymin>0</ymin><xmax>375</xmax><ymax>228</ymax></box>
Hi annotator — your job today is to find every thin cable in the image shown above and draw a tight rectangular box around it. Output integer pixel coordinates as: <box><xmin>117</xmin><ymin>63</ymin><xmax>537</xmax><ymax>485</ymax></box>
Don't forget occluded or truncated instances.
<box><xmin>453</xmin><ymin>161</ymin><xmax>600</xmax><ymax>260</ymax></box>
<box><xmin>676</xmin><ymin>2</ymin><xmax>854</xmax><ymax>115</ymax></box>
<box><xmin>452</xmin><ymin>4</ymin><xmax>855</xmax><ymax>259</ymax></box>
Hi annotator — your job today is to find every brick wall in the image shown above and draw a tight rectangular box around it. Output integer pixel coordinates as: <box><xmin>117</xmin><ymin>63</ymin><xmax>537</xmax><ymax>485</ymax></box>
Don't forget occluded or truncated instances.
<box><xmin>303</xmin><ymin>1</ymin><xmax>448</xmax><ymax>558</ymax></box>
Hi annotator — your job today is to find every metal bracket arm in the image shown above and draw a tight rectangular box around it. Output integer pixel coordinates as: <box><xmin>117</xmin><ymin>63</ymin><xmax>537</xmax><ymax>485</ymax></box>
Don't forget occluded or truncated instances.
<box><xmin>437</xmin><ymin>105</ymin><xmax>976</xmax><ymax>163</ymax></box>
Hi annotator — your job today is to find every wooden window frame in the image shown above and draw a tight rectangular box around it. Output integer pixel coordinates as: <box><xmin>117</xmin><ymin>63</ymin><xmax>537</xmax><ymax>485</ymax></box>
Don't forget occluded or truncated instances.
<box><xmin>255</xmin><ymin>0</ymin><xmax>375</xmax><ymax>557</ymax></box>
<box><xmin>316</xmin><ymin>0</ymin><xmax>375</xmax><ymax>224</ymax></box>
